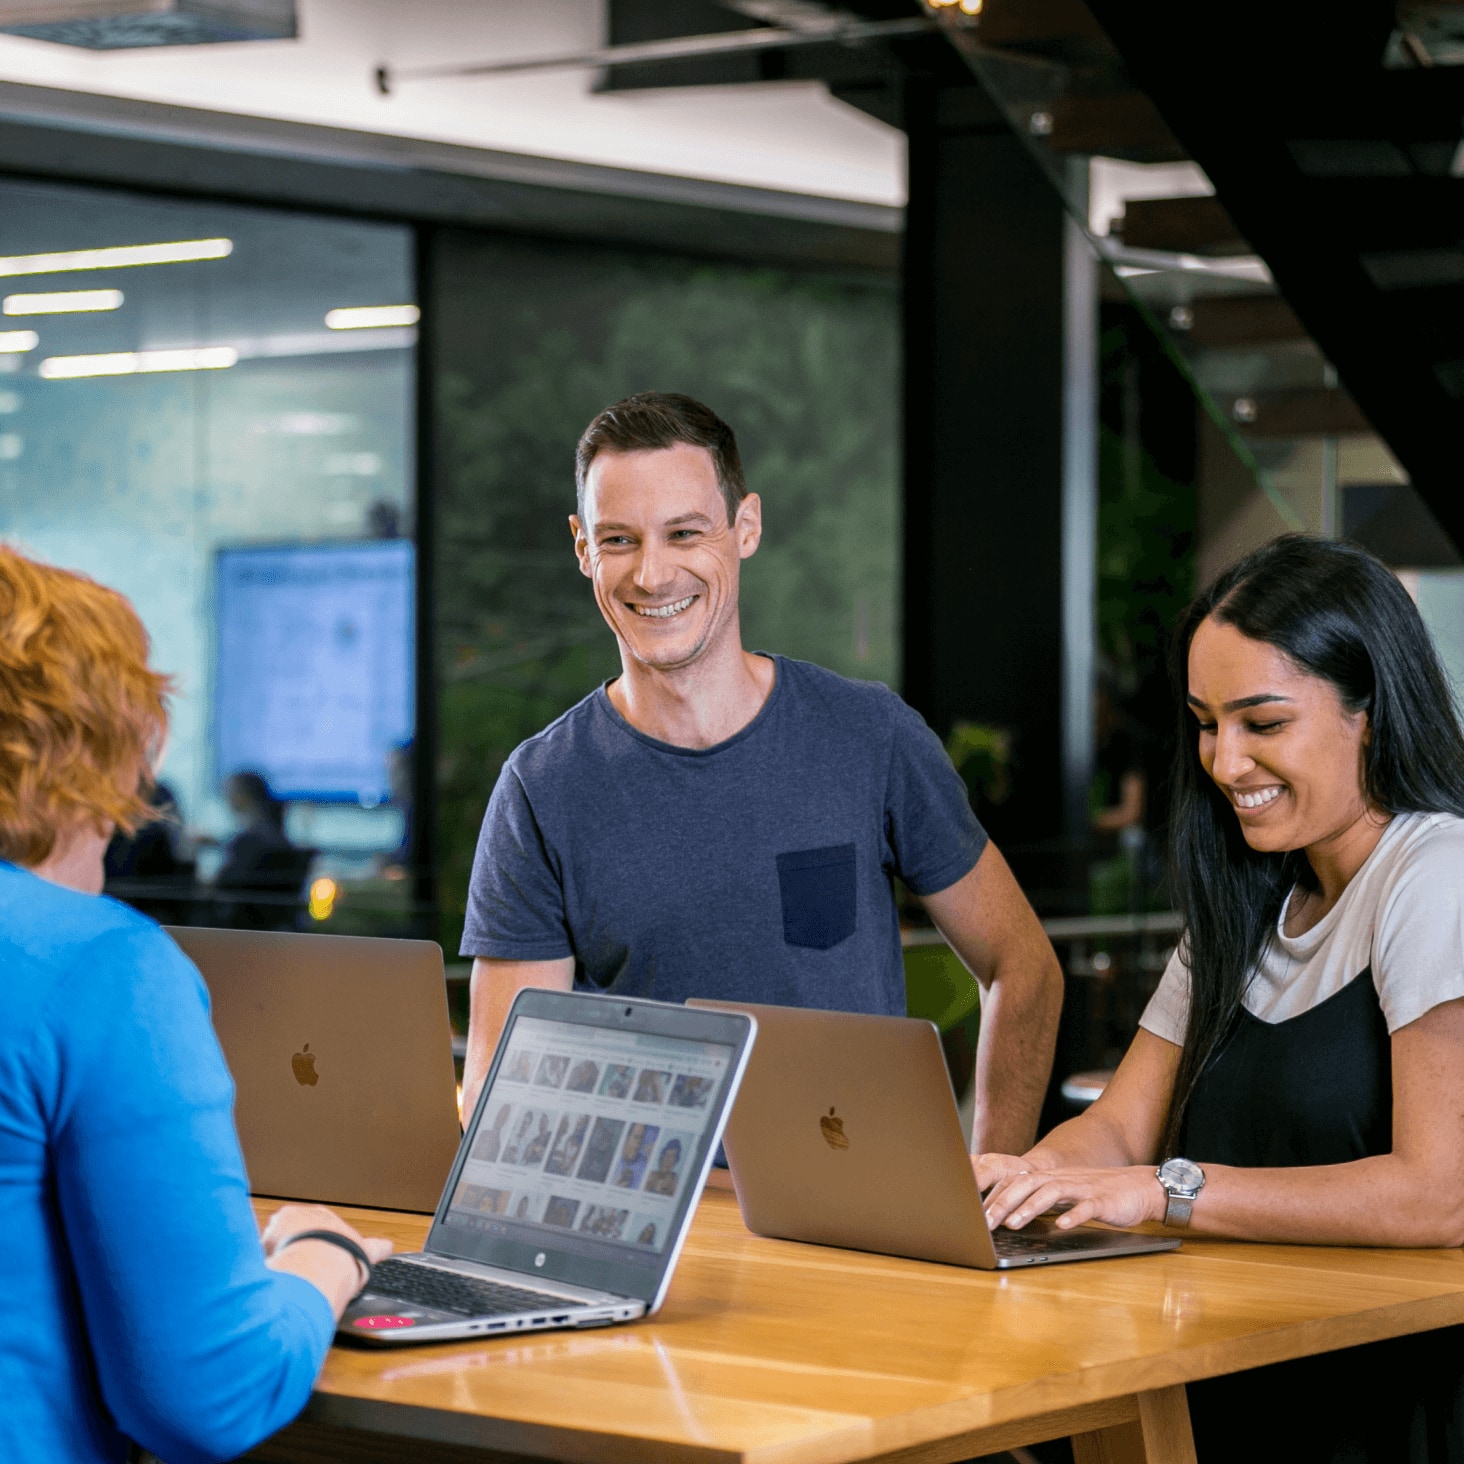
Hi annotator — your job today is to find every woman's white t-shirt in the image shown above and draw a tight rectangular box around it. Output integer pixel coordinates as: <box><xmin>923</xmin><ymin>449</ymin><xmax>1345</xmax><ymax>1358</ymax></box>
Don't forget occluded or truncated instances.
<box><xmin>1140</xmin><ymin>810</ymin><xmax>1464</xmax><ymax>1044</ymax></box>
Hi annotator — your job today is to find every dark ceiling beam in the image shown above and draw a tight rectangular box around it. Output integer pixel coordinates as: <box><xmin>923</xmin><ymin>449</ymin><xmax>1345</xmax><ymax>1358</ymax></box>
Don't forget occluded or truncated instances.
<box><xmin>1231</xmin><ymin>389</ymin><xmax>1373</xmax><ymax>440</ymax></box>
<box><xmin>599</xmin><ymin>0</ymin><xmax>960</xmax><ymax>106</ymax></box>
<box><xmin>1118</xmin><ymin>195</ymin><xmax>1249</xmax><ymax>256</ymax></box>
<box><xmin>1082</xmin><ymin>0</ymin><xmax>1464</xmax><ymax>542</ymax></box>
<box><xmin>1346</xmin><ymin>482</ymin><xmax>1463</xmax><ymax>569</ymax></box>
<box><xmin>1026</xmin><ymin>91</ymin><xmax>1187</xmax><ymax>162</ymax></box>
<box><xmin>1185</xmin><ymin>295</ymin><xmax>1309</xmax><ymax>349</ymax></box>
<box><xmin>966</xmin><ymin>0</ymin><xmax>1107</xmax><ymax>48</ymax></box>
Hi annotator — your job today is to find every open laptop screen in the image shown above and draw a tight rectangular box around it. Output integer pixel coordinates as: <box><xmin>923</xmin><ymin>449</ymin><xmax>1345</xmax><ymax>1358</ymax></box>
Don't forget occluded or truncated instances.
<box><xmin>429</xmin><ymin>993</ymin><xmax>753</xmax><ymax>1305</ymax></box>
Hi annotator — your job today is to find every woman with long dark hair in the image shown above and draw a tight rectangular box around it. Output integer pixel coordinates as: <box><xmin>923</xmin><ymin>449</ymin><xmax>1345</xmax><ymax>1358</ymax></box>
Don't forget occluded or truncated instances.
<box><xmin>981</xmin><ymin>535</ymin><xmax>1464</xmax><ymax>1462</ymax></box>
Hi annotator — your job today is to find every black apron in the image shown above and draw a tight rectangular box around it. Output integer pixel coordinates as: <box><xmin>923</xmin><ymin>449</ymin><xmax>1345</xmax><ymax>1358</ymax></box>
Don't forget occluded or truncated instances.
<box><xmin>1180</xmin><ymin>969</ymin><xmax>1464</xmax><ymax>1463</ymax></box>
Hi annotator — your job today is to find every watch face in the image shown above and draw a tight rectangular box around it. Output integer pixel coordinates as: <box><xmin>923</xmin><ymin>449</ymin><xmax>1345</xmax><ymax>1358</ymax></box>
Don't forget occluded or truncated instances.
<box><xmin>1160</xmin><ymin>1158</ymin><xmax>1204</xmax><ymax>1191</ymax></box>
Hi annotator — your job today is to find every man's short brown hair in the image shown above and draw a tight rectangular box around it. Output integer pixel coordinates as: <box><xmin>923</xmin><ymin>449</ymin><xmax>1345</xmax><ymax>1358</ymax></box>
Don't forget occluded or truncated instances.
<box><xmin>575</xmin><ymin>392</ymin><xmax>747</xmax><ymax>523</ymax></box>
<box><xmin>0</xmin><ymin>546</ymin><xmax>171</xmax><ymax>865</ymax></box>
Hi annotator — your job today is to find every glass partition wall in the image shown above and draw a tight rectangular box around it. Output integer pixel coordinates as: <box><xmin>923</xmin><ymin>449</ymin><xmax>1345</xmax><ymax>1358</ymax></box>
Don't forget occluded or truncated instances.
<box><xmin>926</xmin><ymin>4</ymin><xmax>1420</xmax><ymax>565</ymax></box>
<box><xmin>0</xmin><ymin>175</ymin><xmax>901</xmax><ymax>947</ymax></box>
<box><xmin>0</xmin><ymin>177</ymin><xmax>416</xmax><ymax>930</ymax></box>
<box><xmin>927</xmin><ymin>0</ymin><xmax>1464</xmax><ymax>813</ymax></box>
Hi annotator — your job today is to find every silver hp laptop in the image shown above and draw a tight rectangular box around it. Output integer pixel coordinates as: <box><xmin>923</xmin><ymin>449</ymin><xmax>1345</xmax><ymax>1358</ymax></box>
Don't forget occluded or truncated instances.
<box><xmin>339</xmin><ymin>988</ymin><xmax>756</xmax><ymax>1345</ymax></box>
<box><xmin>167</xmin><ymin>926</ymin><xmax>461</xmax><ymax>1213</ymax></box>
<box><xmin>689</xmin><ymin>999</ymin><xmax>1178</xmax><ymax>1269</ymax></box>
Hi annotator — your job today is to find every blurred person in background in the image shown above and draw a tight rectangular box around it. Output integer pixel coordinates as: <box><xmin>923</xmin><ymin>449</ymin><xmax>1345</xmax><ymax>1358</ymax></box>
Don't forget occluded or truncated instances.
<box><xmin>1090</xmin><ymin>669</ymin><xmax>1166</xmax><ymax>912</ymax></box>
<box><xmin>0</xmin><ymin>546</ymin><xmax>390</xmax><ymax>1464</ymax></box>
<box><xmin>104</xmin><ymin>778</ymin><xmax>190</xmax><ymax>882</ymax></box>
<box><xmin>212</xmin><ymin>770</ymin><xmax>309</xmax><ymax>930</ymax></box>
<box><xmin>376</xmin><ymin>739</ymin><xmax>415</xmax><ymax>879</ymax></box>
<box><xmin>104</xmin><ymin>778</ymin><xmax>196</xmax><ymax>925</ymax></box>
<box><xmin>1091</xmin><ymin>674</ymin><xmax>1150</xmax><ymax>841</ymax></box>
<box><xmin>216</xmin><ymin>770</ymin><xmax>292</xmax><ymax>884</ymax></box>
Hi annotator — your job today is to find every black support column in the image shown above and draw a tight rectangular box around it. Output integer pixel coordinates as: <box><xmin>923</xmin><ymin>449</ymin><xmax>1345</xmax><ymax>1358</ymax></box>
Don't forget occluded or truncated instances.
<box><xmin>902</xmin><ymin>82</ymin><xmax>1095</xmax><ymax>887</ymax></box>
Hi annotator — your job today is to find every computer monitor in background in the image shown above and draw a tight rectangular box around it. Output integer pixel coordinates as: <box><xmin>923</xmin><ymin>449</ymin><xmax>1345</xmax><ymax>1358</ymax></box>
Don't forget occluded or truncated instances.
<box><xmin>215</xmin><ymin>540</ymin><xmax>414</xmax><ymax>806</ymax></box>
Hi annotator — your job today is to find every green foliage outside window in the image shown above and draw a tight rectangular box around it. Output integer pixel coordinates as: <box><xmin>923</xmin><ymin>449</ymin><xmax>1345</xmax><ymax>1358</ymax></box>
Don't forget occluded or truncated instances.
<box><xmin>944</xmin><ymin>720</ymin><xmax>1013</xmax><ymax>817</ymax></box>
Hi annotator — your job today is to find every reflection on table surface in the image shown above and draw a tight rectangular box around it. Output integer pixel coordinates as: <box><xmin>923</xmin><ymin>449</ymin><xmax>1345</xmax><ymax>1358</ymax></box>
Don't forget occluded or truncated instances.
<box><xmin>249</xmin><ymin>1190</ymin><xmax>1464</xmax><ymax>1464</ymax></box>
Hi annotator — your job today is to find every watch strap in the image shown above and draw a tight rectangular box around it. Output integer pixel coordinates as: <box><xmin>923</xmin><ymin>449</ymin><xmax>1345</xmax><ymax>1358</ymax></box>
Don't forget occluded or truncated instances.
<box><xmin>1163</xmin><ymin>1192</ymin><xmax>1195</xmax><ymax>1227</ymax></box>
<box><xmin>279</xmin><ymin>1228</ymin><xmax>373</xmax><ymax>1296</ymax></box>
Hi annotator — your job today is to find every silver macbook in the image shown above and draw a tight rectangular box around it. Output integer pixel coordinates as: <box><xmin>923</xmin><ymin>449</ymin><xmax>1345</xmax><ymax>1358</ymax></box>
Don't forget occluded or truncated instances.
<box><xmin>167</xmin><ymin>926</ymin><xmax>462</xmax><ymax>1213</ymax></box>
<box><xmin>689</xmin><ymin>999</ymin><xmax>1179</xmax><ymax>1269</ymax></box>
<box><xmin>339</xmin><ymin>988</ymin><xmax>756</xmax><ymax>1345</ymax></box>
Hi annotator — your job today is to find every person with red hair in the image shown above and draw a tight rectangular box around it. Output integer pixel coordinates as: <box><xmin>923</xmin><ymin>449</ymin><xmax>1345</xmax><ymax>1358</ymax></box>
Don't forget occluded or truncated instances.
<box><xmin>0</xmin><ymin>546</ymin><xmax>391</xmax><ymax>1464</ymax></box>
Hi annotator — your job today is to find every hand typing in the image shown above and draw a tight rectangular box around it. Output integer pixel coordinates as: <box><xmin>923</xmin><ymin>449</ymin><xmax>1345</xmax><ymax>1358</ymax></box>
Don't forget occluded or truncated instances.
<box><xmin>979</xmin><ymin>1164</ymin><xmax>1166</xmax><ymax>1233</ymax></box>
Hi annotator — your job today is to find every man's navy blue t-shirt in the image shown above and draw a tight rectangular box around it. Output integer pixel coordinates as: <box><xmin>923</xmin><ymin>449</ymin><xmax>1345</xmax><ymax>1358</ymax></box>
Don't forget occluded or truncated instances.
<box><xmin>461</xmin><ymin>655</ymin><xmax>987</xmax><ymax>1015</ymax></box>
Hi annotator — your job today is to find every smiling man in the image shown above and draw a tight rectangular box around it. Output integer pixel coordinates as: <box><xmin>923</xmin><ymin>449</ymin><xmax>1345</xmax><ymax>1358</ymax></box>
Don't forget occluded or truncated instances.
<box><xmin>460</xmin><ymin>393</ymin><xmax>1063</xmax><ymax>1154</ymax></box>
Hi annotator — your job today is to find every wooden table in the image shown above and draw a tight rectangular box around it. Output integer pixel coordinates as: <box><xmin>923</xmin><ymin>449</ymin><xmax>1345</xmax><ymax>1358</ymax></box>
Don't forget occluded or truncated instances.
<box><xmin>249</xmin><ymin>1192</ymin><xmax>1464</xmax><ymax>1464</ymax></box>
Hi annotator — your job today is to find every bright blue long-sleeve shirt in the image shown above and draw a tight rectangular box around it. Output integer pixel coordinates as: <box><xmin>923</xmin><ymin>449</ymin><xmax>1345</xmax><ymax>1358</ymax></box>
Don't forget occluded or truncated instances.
<box><xmin>0</xmin><ymin>861</ymin><xmax>335</xmax><ymax>1463</ymax></box>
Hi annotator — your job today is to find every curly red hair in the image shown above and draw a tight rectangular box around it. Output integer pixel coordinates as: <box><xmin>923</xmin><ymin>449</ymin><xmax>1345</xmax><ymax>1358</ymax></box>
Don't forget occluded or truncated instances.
<box><xmin>0</xmin><ymin>546</ymin><xmax>171</xmax><ymax>865</ymax></box>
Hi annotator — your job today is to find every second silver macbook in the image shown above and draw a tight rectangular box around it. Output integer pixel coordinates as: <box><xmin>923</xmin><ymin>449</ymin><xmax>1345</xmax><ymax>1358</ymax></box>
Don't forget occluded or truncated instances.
<box><xmin>690</xmin><ymin>999</ymin><xmax>1178</xmax><ymax>1269</ymax></box>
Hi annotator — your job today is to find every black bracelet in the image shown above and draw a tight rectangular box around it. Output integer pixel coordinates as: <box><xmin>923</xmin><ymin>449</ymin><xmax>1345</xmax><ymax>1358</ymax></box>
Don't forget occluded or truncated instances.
<box><xmin>279</xmin><ymin>1229</ymin><xmax>373</xmax><ymax>1298</ymax></box>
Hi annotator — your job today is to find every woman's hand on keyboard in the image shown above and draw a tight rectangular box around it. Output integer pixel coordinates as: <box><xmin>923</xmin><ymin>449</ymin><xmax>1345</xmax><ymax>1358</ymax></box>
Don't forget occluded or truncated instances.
<box><xmin>261</xmin><ymin>1203</ymin><xmax>395</xmax><ymax>1317</ymax></box>
<box><xmin>982</xmin><ymin>1166</ymin><xmax>1165</xmax><ymax>1233</ymax></box>
<box><xmin>973</xmin><ymin>1152</ymin><xmax>1041</xmax><ymax>1194</ymax></box>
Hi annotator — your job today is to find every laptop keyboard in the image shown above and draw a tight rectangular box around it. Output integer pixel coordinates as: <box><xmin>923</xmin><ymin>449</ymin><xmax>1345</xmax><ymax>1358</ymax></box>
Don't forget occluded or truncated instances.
<box><xmin>368</xmin><ymin>1258</ymin><xmax>570</xmax><ymax>1317</ymax></box>
<box><xmin>993</xmin><ymin>1225</ymin><xmax>1109</xmax><ymax>1256</ymax></box>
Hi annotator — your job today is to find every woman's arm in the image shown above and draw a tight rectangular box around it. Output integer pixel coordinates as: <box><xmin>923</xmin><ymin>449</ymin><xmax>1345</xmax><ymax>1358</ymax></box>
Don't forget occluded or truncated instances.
<box><xmin>975</xmin><ymin>1027</ymin><xmax>1179</xmax><ymax>1191</ymax></box>
<box><xmin>51</xmin><ymin>928</ymin><xmax>389</xmax><ymax>1464</ymax></box>
<box><xmin>262</xmin><ymin>1203</ymin><xmax>394</xmax><ymax>1314</ymax></box>
<box><xmin>986</xmin><ymin>998</ymin><xmax>1464</xmax><ymax>1246</ymax></box>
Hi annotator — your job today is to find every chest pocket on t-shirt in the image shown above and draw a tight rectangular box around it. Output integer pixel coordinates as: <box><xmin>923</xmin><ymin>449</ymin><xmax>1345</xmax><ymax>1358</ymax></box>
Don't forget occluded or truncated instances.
<box><xmin>776</xmin><ymin>844</ymin><xmax>856</xmax><ymax>951</ymax></box>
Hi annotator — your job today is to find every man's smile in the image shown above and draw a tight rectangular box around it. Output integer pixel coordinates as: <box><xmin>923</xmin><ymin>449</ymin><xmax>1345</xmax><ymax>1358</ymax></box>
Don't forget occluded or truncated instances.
<box><xmin>627</xmin><ymin>595</ymin><xmax>698</xmax><ymax>619</ymax></box>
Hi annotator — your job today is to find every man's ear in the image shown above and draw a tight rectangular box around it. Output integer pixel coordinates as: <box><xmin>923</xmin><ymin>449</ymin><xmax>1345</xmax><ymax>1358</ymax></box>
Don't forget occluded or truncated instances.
<box><xmin>569</xmin><ymin>514</ymin><xmax>593</xmax><ymax>579</ymax></box>
<box><xmin>735</xmin><ymin>493</ymin><xmax>763</xmax><ymax>561</ymax></box>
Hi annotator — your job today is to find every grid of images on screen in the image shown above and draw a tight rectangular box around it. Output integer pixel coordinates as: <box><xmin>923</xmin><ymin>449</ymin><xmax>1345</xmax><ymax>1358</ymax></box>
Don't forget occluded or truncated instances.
<box><xmin>450</xmin><ymin>1022</ymin><xmax>724</xmax><ymax>1253</ymax></box>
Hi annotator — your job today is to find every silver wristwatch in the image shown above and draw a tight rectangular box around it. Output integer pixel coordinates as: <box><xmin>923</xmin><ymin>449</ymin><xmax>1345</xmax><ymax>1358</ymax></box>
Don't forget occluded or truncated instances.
<box><xmin>1156</xmin><ymin>1157</ymin><xmax>1206</xmax><ymax>1227</ymax></box>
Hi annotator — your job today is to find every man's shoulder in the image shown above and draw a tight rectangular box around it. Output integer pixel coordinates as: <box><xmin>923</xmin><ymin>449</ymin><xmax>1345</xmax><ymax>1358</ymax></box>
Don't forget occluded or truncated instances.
<box><xmin>503</xmin><ymin>687</ymin><xmax>615</xmax><ymax>787</ymax></box>
<box><xmin>775</xmin><ymin>657</ymin><xmax>923</xmax><ymax>734</ymax></box>
<box><xmin>777</xmin><ymin>656</ymin><xmax>903</xmax><ymax>708</ymax></box>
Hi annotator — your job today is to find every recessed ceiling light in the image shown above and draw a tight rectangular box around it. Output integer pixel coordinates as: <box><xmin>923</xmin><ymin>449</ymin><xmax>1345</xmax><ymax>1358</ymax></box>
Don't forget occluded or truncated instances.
<box><xmin>0</xmin><ymin>331</ymin><xmax>39</xmax><ymax>353</ymax></box>
<box><xmin>325</xmin><ymin>305</ymin><xmax>420</xmax><ymax>330</ymax></box>
<box><xmin>0</xmin><ymin>238</ymin><xmax>232</xmax><ymax>280</ymax></box>
<box><xmin>0</xmin><ymin>1</ymin><xmax>297</xmax><ymax>50</ymax></box>
<box><xmin>39</xmin><ymin>346</ymin><xmax>238</xmax><ymax>379</ymax></box>
<box><xmin>3</xmin><ymin>289</ymin><xmax>123</xmax><ymax>315</ymax></box>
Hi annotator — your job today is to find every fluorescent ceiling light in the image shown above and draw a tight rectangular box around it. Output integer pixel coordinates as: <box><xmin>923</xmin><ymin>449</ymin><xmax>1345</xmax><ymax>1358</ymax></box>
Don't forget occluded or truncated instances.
<box><xmin>0</xmin><ymin>238</ymin><xmax>232</xmax><ymax>280</ymax></box>
<box><xmin>39</xmin><ymin>346</ymin><xmax>238</xmax><ymax>380</ymax></box>
<box><xmin>4</xmin><ymin>289</ymin><xmax>123</xmax><ymax>315</ymax></box>
<box><xmin>325</xmin><ymin>305</ymin><xmax>420</xmax><ymax>330</ymax></box>
<box><xmin>0</xmin><ymin>331</ymin><xmax>39</xmax><ymax>353</ymax></box>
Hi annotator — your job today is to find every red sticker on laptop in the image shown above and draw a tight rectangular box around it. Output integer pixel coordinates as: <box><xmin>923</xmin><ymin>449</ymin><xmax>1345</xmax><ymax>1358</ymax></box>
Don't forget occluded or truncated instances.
<box><xmin>352</xmin><ymin>1314</ymin><xmax>416</xmax><ymax>1330</ymax></box>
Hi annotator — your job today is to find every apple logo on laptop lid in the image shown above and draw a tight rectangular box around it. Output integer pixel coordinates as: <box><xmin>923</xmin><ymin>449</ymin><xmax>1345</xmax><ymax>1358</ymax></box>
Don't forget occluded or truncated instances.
<box><xmin>291</xmin><ymin>1043</ymin><xmax>319</xmax><ymax>1087</ymax></box>
<box><xmin>819</xmin><ymin>1106</ymin><xmax>848</xmax><ymax>1150</ymax></box>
